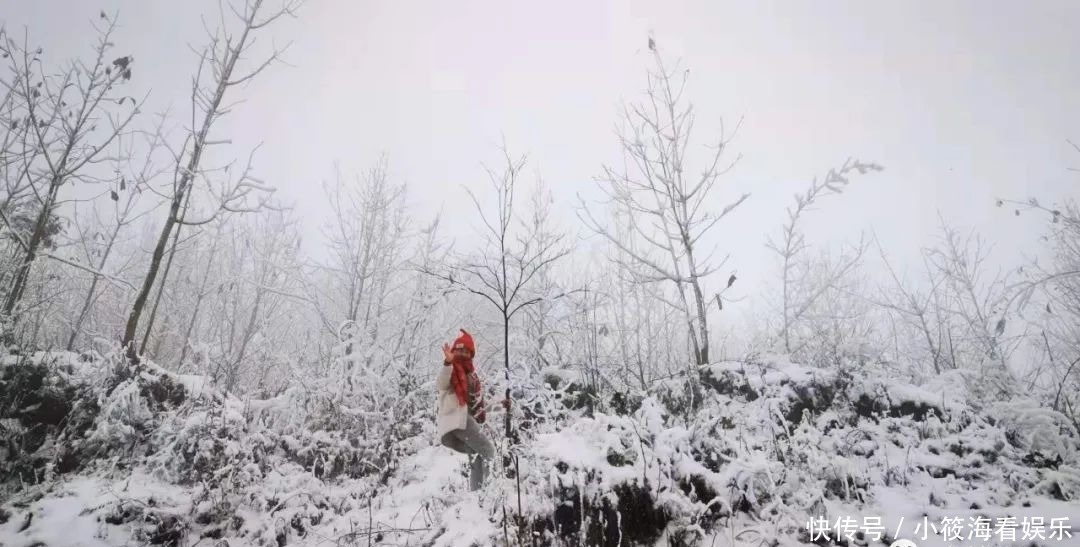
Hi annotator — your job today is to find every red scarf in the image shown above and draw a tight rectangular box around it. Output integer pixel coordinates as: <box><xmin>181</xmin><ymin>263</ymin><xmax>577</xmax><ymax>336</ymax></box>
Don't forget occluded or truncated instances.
<box><xmin>448</xmin><ymin>354</ymin><xmax>474</xmax><ymax>406</ymax></box>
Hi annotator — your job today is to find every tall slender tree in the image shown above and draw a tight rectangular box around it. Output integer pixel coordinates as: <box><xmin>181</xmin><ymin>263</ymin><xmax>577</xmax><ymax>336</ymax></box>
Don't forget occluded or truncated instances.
<box><xmin>580</xmin><ymin>40</ymin><xmax>746</xmax><ymax>367</ymax></box>
<box><xmin>122</xmin><ymin>0</ymin><xmax>298</xmax><ymax>362</ymax></box>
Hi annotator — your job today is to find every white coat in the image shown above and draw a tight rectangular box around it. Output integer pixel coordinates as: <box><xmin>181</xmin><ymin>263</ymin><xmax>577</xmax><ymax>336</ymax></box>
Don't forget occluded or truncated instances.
<box><xmin>436</xmin><ymin>365</ymin><xmax>468</xmax><ymax>440</ymax></box>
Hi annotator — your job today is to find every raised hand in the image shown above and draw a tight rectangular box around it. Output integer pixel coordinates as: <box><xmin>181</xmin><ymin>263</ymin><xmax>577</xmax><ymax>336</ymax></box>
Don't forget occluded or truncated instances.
<box><xmin>442</xmin><ymin>343</ymin><xmax>452</xmax><ymax>363</ymax></box>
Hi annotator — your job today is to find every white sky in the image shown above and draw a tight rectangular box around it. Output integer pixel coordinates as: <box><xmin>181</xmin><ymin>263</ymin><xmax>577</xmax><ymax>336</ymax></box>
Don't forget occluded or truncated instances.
<box><xmin>4</xmin><ymin>0</ymin><xmax>1079</xmax><ymax>341</ymax></box>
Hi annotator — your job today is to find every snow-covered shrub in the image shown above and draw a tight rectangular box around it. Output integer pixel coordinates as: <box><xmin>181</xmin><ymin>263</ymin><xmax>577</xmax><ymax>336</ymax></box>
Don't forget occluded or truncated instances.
<box><xmin>542</xmin><ymin>366</ymin><xmax>598</xmax><ymax>414</ymax></box>
<box><xmin>81</xmin><ymin>356</ymin><xmax>189</xmax><ymax>465</ymax></box>
<box><xmin>6</xmin><ymin>343</ymin><xmax>1080</xmax><ymax>547</ymax></box>
<box><xmin>986</xmin><ymin>400</ymin><xmax>1079</xmax><ymax>463</ymax></box>
<box><xmin>0</xmin><ymin>352</ymin><xmax>101</xmax><ymax>489</ymax></box>
<box><xmin>85</xmin><ymin>380</ymin><xmax>155</xmax><ymax>456</ymax></box>
<box><xmin>487</xmin><ymin>354</ymin><xmax>1080</xmax><ymax>547</ymax></box>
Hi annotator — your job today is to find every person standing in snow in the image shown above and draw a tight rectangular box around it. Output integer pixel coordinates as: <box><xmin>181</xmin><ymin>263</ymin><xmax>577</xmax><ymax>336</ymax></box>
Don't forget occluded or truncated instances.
<box><xmin>437</xmin><ymin>329</ymin><xmax>496</xmax><ymax>491</ymax></box>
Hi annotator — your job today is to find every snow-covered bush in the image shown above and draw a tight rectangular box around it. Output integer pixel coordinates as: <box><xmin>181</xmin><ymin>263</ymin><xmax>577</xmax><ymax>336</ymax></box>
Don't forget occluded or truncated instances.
<box><xmin>0</xmin><ymin>352</ymin><xmax>102</xmax><ymax>490</ymax></box>
<box><xmin>4</xmin><ymin>343</ymin><xmax>1079</xmax><ymax>547</ymax></box>
<box><xmin>463</xmin><ymin>355</ymin><xmax>1080</xmax><ymax>547</ymax></box>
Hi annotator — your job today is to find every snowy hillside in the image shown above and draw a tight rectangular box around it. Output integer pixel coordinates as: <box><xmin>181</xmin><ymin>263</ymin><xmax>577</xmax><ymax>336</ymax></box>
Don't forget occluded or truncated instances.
<box><xmin>2</xmin><ymin>350</ymin><xmax>1076</xmax><ymax>547</ymax></box>
<box><xmin>3</xmin><ymin>1</ymin><xmax>1080</xmax><ymax>546</ymax></box>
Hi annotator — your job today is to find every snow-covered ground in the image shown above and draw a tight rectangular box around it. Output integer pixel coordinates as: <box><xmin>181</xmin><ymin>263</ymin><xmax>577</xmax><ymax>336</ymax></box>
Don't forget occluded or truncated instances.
<box><xmin>2</xmin><ymin>352</ymin><xmax>1077</xmax><ymax>547</ymax></box>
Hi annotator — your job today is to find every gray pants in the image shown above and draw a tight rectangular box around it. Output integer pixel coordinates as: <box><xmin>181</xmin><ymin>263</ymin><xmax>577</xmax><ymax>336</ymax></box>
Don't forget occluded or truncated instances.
<box><xmin>441</xmin><ymin>415</ymin><xmax>495</xmax><ymax>490</ymax></box>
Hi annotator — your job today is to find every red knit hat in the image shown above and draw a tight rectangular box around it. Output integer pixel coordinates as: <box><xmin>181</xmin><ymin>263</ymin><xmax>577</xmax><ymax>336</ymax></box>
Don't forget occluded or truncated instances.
<box><xmin>452</xmin><ymin>329</ymin><xmax>475</xmax><ymax>356</ymax></box>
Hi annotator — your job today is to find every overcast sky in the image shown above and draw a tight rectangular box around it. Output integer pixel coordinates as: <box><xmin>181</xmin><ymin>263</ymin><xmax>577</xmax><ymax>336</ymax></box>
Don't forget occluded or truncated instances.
<box><xmin>4</xmin><ymin>1</ymin><xmax>1079</xmax><ymax>342</ymax></box>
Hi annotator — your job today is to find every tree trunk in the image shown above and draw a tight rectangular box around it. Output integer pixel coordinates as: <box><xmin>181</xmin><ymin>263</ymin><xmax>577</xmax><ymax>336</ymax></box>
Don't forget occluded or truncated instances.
<box><xmin>122</xmin><ymin>2</ymin><xmax>261</xmax><ymax>363</ymax></box>
<box><xmin>123</xmin><ymin>202</ymin><xmax>180</xmax><ymax>362</ymax></box>
<box><xmin>4</xmin><ymin>179</ymin><xmax>62</xmax><ymax>325</ymax></box>
<box><xmin>782</xmin><ymin>255</ymin><xmax>792</xmax><ymax>353</ymax></box>
<box><xmin>503</xmin><ymin>310</ymin><xmax>512</xmax><ymax>441</ymax></box>
<box><xmin>690</xmin><ymin>278</ymin><xmax>709</xmax><ymax>365</ymax></box>
<box><xmin>139</xmin><ymin>188</ymin><xmax>193</xmax><ymax>355</ymax></box>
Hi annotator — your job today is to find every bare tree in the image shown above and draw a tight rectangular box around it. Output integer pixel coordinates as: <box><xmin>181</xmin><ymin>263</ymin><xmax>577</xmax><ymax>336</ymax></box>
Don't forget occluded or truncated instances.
<box><xmin>926</xmin><ymin>221</ymin><xmax>1020</xmax><ymax>382</ymax></box>
<box><xmin>0</xmin><ymin>18</ymin><xmax>141</xmax><ymax>342</ymax></box>
<box><xmin>997</xmin><ymin>189</ymin><xmax>1080</xmax><ymax>428</ymax></box>
<box><xmin>603</xmin><ymin>203</ymin><xmax>685</xmax><ymax>389</ymax></box>
<box><xmin>392</xmin><ymin>216</ymin><xmax>453</xmax><ymax>379</ymax></box>
<box><xmin>875</xmin><ymin>238</ymin><xmax>951</xmax><ymax>374</ymax></box>
<box><xmin>421</xmin><ymin>147</ymin><xmax>568</xmax><ymax>546</ymax></box>
<box><xmin>175</xmin><ymin>216</ymin><xmax>227</xmax><ymax>371</ymax></box>
<box><xmin>765</xmin><ymin>159</ymin><xmax>881</xmax><ymax>354</ymax></box>
<box><xmin>561</xmin><ymin>281</ymin><xmax>609</xmax><ymax>416</ymax></box>
<box><xmin>1040</xmin><ymin>202</ymin><xmax>1080</xmax><ymax>416</ymax></box>
<box><xmin>790</xmin><ymin>253</ymin><xmax>880</xmax><ymax>369</ymax></box>
<box><xmin>212</xmin><ymin>211</ymin><xmax>302</xmax><ymax>392</ymax></box>
<box><xmin>998</xmin><ymin>194</ymin><xmax>1080</xmax><ymax>318</ymax></box>
<box><xmin>520</xmin><ymin>178</ymin><xmax>569</xmax><ymax>378</ymax></box>
<box><xmin>875</xmin><ymin>218</ymin><xmax>1021</xmax><ymax>401</ymax></box>
<box><xmin>423</xmin><ymin>147</ymin><xmax>570</xmax><ymax>442</ymax></box>
<box><xmin>579</xmin><ymin>41</ymin><xmax>746</xmax><ymax>367</ymax></box>
<box><xmin>121</xmin><ymin>0</ymin><xmax>299</xmax><ymax>362</ymax></box>
<box><xmin>304</xmin><ymin>157</ymin><xmax>409</xmax><ymax>393</ymax></box>
<box><xmin>0</xmin><ymin>31</ymin><xmax>39</xmax><ymax>285</ymax></box>
<box><xmin>65</xmin><ymin>117</ymin><xmax>166</xmax><ymax>350</ymax></box>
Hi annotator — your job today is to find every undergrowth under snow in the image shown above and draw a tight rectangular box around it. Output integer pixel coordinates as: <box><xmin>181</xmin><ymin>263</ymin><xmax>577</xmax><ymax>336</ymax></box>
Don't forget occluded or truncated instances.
<box><xmin>1</xmin><ymin>350</ymin><xmax>1077</xmax><ymax>547</ymax></box>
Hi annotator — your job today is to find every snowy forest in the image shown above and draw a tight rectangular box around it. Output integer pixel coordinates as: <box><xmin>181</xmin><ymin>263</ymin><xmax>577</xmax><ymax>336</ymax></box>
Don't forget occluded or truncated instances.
<box><xmin>1</xmin><ymin>2</ymin><xmax>1078</xmax><ymax>547</ymax></box>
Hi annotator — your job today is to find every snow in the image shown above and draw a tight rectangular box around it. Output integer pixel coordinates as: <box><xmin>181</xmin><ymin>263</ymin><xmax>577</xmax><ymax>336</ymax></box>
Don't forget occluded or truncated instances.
<box><xmin>858</xmin><ymin>483</ymin><xmax>1080</xmax><ymax>547</ymax></box>
<box><xmin>0</xmin><ymin>478</ymin><xmax>118</xmax><ymax>547</ymax></box>
<box><xmin>175</xmin><ymin>374</ymin><xmax>211</xmax><ymax>399</ymax></box>
<box><xmin>3</xmin><ymin>350</ymin><xmax>1079</xmax><ymax>547</ymax></box>
<box><xmin>0</xmin><ymin>471</ymin><xmax>193</xmax><ymax>547</ymax></box>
